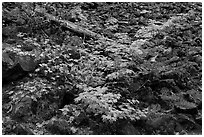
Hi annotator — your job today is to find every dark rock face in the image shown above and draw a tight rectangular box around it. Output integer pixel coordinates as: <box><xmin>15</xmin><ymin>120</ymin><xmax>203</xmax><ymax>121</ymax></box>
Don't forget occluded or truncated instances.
<box><xmin>2</xmin><ymin>43</ymin><xmax>40</xmax><ymax>84</ymax></box>
<box><xmin>2</xmin><ymin>62</ymin><xmax>28</xmax><ymax>84</ymax></box>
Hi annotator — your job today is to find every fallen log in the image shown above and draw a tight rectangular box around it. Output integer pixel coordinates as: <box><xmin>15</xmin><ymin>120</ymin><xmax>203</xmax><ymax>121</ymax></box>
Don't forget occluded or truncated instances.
<box><xmin>36</xmin><ymin>9</ymin><xmax>102</xmax><ymax>39</ymax></box>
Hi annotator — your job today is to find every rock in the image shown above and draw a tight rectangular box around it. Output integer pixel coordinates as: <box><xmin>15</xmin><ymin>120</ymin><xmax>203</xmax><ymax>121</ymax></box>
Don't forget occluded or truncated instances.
<box><xmin>45</xmin><ymin>118</ymin><xmax>72</xmax><ymax>135</ymax></box>
<box><xmin>2</xmin><ymin>62</ymin><xmax>28</xmax><ymax>84</ymax></box>
<box><xmin>17</xmin><ymin>55</ymin><xmax>37</xmax><ymax>71</ymax></box>
<box><xmin>12</xmin><ymin>96</ymin><xmax>33</xmax><ymax>120</ymax></box>
<box><xmin>174</xmin><ymin>100</ymin><xmax>198</xmax><ymax>115</ymax></box>
<box><xmin>2</xmin><ymin>43</ymin><xmax>40</xmax><ymax>84</ymax></box>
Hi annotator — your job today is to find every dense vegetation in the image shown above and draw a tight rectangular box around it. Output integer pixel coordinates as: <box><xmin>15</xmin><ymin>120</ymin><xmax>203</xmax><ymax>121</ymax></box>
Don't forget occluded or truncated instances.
<box><xmin>2</xmin><ymin>2</ymin><xmax>202</xmax><ymax>135</ymax></box>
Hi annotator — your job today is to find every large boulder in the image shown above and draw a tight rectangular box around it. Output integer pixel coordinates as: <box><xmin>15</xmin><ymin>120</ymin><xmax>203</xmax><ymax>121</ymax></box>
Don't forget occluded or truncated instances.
<box><xmin>2</xmin><ymin>43</ymin><xmax>41</xmax><ymax>84</ymax></box>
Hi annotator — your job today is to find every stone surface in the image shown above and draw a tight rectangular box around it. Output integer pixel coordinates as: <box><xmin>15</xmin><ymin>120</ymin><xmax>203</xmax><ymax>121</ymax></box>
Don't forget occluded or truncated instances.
<box><xmin>2</xmin><ymin>43</ymin><xmax>40</xmax><ymax>84</ymax></box>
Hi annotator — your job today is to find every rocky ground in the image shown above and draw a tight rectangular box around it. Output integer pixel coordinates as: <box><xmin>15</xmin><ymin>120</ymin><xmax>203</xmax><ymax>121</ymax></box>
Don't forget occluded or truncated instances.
<box><xmin>2</xmin><ymin>2</ymin><xmax>202</xmax><ymax>135</ymax></box>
